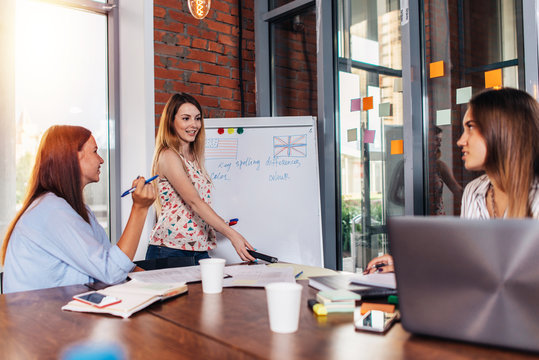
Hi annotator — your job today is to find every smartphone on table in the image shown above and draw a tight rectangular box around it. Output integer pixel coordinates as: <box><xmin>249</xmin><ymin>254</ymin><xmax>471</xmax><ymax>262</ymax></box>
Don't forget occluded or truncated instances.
<box><xmin>354</xmin><ymin>309</ymin><xmax>398</xmax><ymax>333</ymax></box>
<box><xmin>73</xmin><ymin>291</ymin><xmax>121</xmax><ymax>308</ymax></box>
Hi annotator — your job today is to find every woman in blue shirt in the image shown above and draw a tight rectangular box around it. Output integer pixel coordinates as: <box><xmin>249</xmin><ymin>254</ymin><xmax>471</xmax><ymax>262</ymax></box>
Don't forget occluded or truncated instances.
<box><xmin>1</xmin><ymin>125</ymin><xmax>155</xmax><ymax>293</ymax></box>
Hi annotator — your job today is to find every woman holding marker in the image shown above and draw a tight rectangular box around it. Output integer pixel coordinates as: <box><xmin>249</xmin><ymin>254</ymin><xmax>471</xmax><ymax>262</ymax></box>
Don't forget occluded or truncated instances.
<box><xmin>365</xmin><ymin>88</ymin><xmax>539</xmax><ymax>274</ymax></box>
<box><xmin>1</xmin><ymin>125</ymin><xmax>155</xmax><ymax>293</ymax></box>
<box><xmin>146</xmin><ymin>93</ymin><xmax>255</xmax><ymax>263</ymax></box>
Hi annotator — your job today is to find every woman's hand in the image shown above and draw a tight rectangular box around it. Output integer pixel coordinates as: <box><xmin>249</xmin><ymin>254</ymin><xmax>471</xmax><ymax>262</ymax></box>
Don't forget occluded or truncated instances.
<box><xmin>131</xmin><ymin>177</ymin><xmax>156</xmax><ymax>209</ymax></box>
<box><xmin>228</xmin><ymin>232</ymin><xmax>256</xmax><ymax>262</ymax></box>
<box><xmin>363</xmin><ymin>254</ymin><xmax>394</xmax><ymax>274</ymax></box>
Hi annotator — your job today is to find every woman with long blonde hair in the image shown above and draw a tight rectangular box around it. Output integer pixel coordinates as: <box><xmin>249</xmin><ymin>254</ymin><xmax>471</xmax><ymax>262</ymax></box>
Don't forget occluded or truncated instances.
<box><xmin>1</xmin><ymin>125</ymin><xmax>155</xmax><ymax>293</ymax></box>
<box><xmin>146</xmin><ymin>93</ymin><xmax>254</xmax><ymax>263</ymax></box>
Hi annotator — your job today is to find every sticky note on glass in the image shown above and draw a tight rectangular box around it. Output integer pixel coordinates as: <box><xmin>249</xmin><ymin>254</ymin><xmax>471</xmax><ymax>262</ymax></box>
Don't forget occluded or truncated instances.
<box><xmin>456</xmin><ymin>86</ymin><xmax>472</xmax><ymax>104</ymax></box>
<box><xmin>429</xmin><ymin>61</ymin><xmax>444</xmax><ymax>78</ymax></box>
<box><xmin>485</xmin><ymin>69</ymin><xmax>502</xmax><ymax>88</ymax></box>
<box><xmin>362</xmin><ymin>96</ymin><xmax>374</xmax><ymax>110</ymax></box>
<box><xmin>394</xmin><ymin>78</ymin><xmax>403</xmax><ymax>92</ymax></box>
<box><xmin>390</xmin><ymin>140</ymin><xmax>404</xmax><ymax>155</ymax></box>
<box><xmin>436</xmin><ymin>109</ymin><xmax>451</xmax><ymax>126</ymax></box>
<box><xmin>379</xmin><ymin>102</ymin><xmax>392</xmax><ymax>117</ymax></box>
<box><xmin>347</xmin><ymin>128</ymin><xmax>358</xmax><ymax>142</ymax></box>
<box><xmin>351</xmin><ymin>98</ymin><xmax>362</xmax><ymax>111</ymax></box>
<box><xmin>364</xmin><ymin>129</ymin><xmax>375</xmax><ymax>143</ymax></box>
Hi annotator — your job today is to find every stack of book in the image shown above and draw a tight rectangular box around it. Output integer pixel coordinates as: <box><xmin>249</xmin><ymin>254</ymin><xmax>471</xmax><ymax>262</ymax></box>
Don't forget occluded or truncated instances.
<box><xmin>315</xmin><ymin>289</ymin><xmax>361</xmax><ymax>313</ymax></box>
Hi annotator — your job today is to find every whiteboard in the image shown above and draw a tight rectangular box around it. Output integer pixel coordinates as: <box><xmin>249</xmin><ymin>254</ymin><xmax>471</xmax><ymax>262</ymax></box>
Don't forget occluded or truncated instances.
<box><xmin>205</xmin><ymin>116</ymin><xmax>323</xmax><ymax>267</ymax></box>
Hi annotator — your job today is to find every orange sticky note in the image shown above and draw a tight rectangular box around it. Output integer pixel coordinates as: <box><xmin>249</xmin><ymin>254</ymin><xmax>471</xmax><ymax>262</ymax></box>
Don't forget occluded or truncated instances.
<box><xmin>360</xmin><ymin>302</ymin><xmax>396</xmax><ymax>315</ymax></box>
<box><xmin>391</xmin><ymin>140</ymin><xmax>404</xmax><ymax>155</ymax></box>
<box><xmin>362</xmin><ymin>96</ymin><xmax>373</xmax><ymax>111</ymax></box>
<box><xmin>485</xmin><ymin>69</ymin><xmax>502</xmax><ymax>89</ymax></box>
<box><xmin>430</xmin><ymin>61</ymin><xmax>444</xmax><ymax>78</ymax></box>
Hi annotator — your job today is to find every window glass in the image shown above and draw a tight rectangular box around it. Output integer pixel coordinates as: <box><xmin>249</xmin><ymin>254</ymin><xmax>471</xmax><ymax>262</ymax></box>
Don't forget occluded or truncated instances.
<box><xmin>270</xmin><ymin>6</ymin><xmax>317</xmax><ymax>116</ymax></box>
<box><xmin>337</xmin><ymin>1</ymin><xmax>402</xmax><ymax>272</ymax></box>
<box><xmin>13</xmin><ymin>0</ymin><xmax>110</xmax><ymax>230</ymax></box>
<box><xmin>423</xmin><ymin>0</ymin><xmax>521</xmax><ymax>216</ymax></box>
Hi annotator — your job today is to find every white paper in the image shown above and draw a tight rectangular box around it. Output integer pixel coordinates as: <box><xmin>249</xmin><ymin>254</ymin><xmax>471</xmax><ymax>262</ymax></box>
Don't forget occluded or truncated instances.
<box><xmin>223</xmin><ymin>264</ymin><xmax>295</xmax><ymax>287</ymax></box>
<box><xmin>349</xmin><ymin>273</ymin><xmax>397</xmax><ymax>289</ymax></box>
<box><xmin>128</xmin><ymin>265</ymin><xmax>202</xmax><ymax>283</ymax></box>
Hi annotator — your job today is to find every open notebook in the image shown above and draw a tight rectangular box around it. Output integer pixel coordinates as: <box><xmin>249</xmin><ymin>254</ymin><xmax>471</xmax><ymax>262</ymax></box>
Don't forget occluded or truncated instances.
<box><xmin>62</xmin><ymin>279</ymin><xmax>187</xmax><ymax>319</ymax></box>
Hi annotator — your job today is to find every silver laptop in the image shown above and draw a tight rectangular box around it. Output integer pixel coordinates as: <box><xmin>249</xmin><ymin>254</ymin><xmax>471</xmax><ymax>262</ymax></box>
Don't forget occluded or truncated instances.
<box><xmin>389</xmin><ymin>216</ymin><xmax>539</xmax><ymax>353</ymax></box>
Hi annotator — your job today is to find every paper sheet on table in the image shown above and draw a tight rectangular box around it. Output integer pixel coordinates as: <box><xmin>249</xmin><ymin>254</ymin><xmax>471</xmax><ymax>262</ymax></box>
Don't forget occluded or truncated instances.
<box><xmin>223</xmin><ymin>264</ymin><xmax>295</xmax><ymax>287</ymax></box>
<box><xmin>128</xmin><ymin>265</ymin><xmax>202</xmax><ymax>283</ymax></box>
<box><xmin>268</xmin><ymin>263</ymin><xmax>338</xmax><ymax>280</ymax></box>
<box><xmin>349</xmin><ymin>273</ymin><xmax>397</xmax><ymax>289</ymax></box>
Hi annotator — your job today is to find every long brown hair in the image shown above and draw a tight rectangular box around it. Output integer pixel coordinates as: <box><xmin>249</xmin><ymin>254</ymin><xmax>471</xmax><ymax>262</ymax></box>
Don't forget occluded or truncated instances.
<box><xmin>1</xmin><ymin>125</ymin><xmax>92</xmax><ymax>264</ymax></box>
<box><xmin>152</xmin><ymin>93</ymin><xmax>210</xmax><ymax>214</ymax></box>
<box><xmin>469</xmin><ymin>88</ymin><xmax>539</xmax><ymax>217</ymax></box>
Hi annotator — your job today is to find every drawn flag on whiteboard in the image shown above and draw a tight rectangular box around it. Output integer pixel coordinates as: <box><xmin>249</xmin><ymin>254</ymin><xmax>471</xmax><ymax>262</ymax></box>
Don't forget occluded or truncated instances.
<box><xmin>273</xmin><ymin>135</ymin><xmax>307</xmax><ymax>157</ymax></box>
<box><xmin>205</xmin><ymin>138</ymin><xmax>238</xmax><ymax>160</ymax></box>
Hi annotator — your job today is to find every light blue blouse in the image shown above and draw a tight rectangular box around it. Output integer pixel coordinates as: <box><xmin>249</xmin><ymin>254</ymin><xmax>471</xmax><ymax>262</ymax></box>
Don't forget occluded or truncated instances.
<box><xmin>3</xmin><ymin>193</ymin><xmax>134</xmax><ymax>293</ymax></box>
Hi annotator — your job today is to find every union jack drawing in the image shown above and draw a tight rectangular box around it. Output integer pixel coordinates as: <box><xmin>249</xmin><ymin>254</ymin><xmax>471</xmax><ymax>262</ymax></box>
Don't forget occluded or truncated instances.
<box><xmin>273</xmin><ymin>134</ymin><xmax>307</xmax><ymax>157</ymax></box>
<box><xmin>205</xmin><ymin>138</ymin><xmax>238</xmax><ymax>160</ymax></box>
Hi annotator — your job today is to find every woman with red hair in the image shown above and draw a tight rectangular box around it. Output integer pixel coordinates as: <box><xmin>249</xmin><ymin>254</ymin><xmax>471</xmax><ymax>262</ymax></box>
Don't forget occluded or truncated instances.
<box><xmin>1</xmin><ymin>125</ymin><xmax>155</xmax><ymax>293</ymax></box>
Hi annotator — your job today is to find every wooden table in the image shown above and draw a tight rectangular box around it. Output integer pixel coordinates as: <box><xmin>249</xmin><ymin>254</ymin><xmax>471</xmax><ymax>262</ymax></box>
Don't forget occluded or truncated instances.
<box><xmin>1</xmin><ymin>281</ymin><xmax>537</xmax><ymax>359</ymax></box>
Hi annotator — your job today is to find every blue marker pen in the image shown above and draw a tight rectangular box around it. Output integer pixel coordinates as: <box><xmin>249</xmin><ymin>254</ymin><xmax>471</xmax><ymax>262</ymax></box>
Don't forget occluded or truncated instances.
<box><xmin>121</xmin><ymin>175</ymin><xmax>159</xmax><ymax>197</ymax></box>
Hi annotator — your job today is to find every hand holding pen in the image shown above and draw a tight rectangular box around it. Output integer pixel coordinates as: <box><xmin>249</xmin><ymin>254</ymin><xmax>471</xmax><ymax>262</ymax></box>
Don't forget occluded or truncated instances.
<box><xmin>363</xmin><ymin>254</ymin><xmax>394</xmax><ymax>274</ymax></box>
<box><xmin>121</xmin><ymin>175</ymin><xmax>159</xmax><ymax>197</ymax></box>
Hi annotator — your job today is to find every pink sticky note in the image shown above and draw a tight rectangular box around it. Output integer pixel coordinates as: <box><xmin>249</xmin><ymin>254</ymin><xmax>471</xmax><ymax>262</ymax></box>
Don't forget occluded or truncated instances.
<box><xmin>351</xmin><ymin>98</ymin><xmax>362</xmax><ymax>111</ymax></box>
<box><xmin>364</xmin><ymin>129</ymin><xmax>375</xmax><ymax>143</ymax></box>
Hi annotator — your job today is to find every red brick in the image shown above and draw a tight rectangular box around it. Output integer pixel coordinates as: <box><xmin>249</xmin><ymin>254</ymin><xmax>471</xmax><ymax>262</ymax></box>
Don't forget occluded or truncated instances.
<box><xmin>154</xmin><ymin>43</ymin><xmax>186</xmax><ymax>57</ymax></box>
<box><xmin>170</xmin><ymin>60</ymin><xmax>200</xmax><ymax>72</ymax></box>
<box><xmin>203</xmin><ymin>85</ymin><xmax>234</xmax><ymax>98</ymax></box>
<box><xmin>197</xmin><ymin>95</ymin><xmax>220</xmax><ymax>108</ymax></box>
<box><xmin>154</xmin><ymin>0</ymin><xmax>181</xmax><ymax>7</ymax></box>
<box><xmin>154</xmin><ymin>19</ymin><xmax>184</xmax><ymax>33</ymax></box>
<box><xmin>173</xmin><ymin>82</ymin><xmax>202</xmax><ymax>94</ymax></box>
<box><xmin>154</xmin><ymin>6</ymin><xmax>166</xmax><ymax>18</ymax></box>
<box><xmin>184</xmin><ymin>48</ymin><xmax>217</xmax><ymax>62</ymax></box>
<box><xmin>201</xmin><ymin>63</ymin><xmax>230</xmax><ymax>77</ymax></box>
<box><xmin>220</xmin><ymin>99</ymin><xmax>241</xmax><ymax>110</ymax></box>
<box><xmin>186</xmin><ymin>26</ymin><xmax>218</xmax><ymax>41</ymax></box>
<box><xmin>219</xmin><ymin>77</ymin><xmax>239</xmax><ymax>89</ymax></box>
<box><xmin>169</xmin><ymin>9</ymin><xmax>200</xmax><ymax>26</ymax></box>
<box><xmin>216</xmin><ymin>12</ymin><xmax>237</xmax><ymax>25</ymax></box>
<box><xmin>192</xmin><ymin>38</ymin><xmax>208</xmax><ymax>49</ymax></box>
<box><xmin>205</xmin><ymin>41</ymin><xmax>224</xmax><ymax>54</ymax></box>
<box><xmin>155</xmin><ymin>91</ymin><xmax>172</xmax><ymax>102</ymax></box>
<box><xmin>155</xmin><ymin>67</ymin><xmax>183</xmax><ymax>80</ymax></box>
<box><xmin>205</xmin><ymin>19</ymin><xmax>232</xmax><ymax>34</ymax></box>
<box><xmin>190</xmin><ymin>73</ymin><xmax>218</xmax><ymax>85</ymax></box>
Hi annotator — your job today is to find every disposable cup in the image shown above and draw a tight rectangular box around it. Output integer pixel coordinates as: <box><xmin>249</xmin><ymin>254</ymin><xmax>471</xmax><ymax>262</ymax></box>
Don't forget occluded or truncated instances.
<box><xmin>199</xmin><ymin>258</ymin><xmax>226</xmax><ymax>294</ymax></box>
<box><xmin>265</xmin><ymin>282</ymin><xmax>303</xmax><ymax>333</ymax></box>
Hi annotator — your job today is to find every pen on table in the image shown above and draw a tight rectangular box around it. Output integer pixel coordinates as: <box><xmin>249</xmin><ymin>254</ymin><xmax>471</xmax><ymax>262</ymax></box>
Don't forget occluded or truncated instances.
<box><xmin>121</xmin><ymin>175</ymin><xmax>159</xmax><ymax>197</ymax></box>
<box><xmin>307</xmin><ymin>299</ymin><xmax>327</xmax><ymax>316</ymax></box>
<box><xmin>295</xmin><ymin>271</ymin><xmax>304</xmax><ymax>279</ymax></box>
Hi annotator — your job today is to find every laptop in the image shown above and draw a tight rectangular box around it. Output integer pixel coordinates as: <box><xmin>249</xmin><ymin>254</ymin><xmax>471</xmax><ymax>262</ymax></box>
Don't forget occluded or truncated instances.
<box><xmin>388</xmin><ymin>216</ymin><xmax>539</xmax><ymax>353</ymax></box>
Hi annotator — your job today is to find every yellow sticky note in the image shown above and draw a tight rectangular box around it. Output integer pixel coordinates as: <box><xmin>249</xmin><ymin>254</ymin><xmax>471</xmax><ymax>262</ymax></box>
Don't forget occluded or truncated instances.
<box><xmin>430</xmin><ymin>61</ymin><xmax>444</xmax><ymax>78</ymax></box>
<box><xmin>362</xmin><ymin>96</ymin><xmax>373</xmax><ymax>111</ymax></box>
<box><xmin>227</xmin><ymin>128</ymin><xmax>235</xmax><ymax>134</ymax></box>
<box><xmin>485</xmin><ymin>69</ymin><xmax>502</xmax><ymax>89</ymax></box>
<box><xmin>391</xmin><ymin>140</ymin><xmax>404</xmax><ymax>155</ymax></box>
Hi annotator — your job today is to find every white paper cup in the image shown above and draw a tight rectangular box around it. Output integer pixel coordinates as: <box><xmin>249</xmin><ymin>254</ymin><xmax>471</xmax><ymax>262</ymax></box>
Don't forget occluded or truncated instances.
<box><xmin>199</xmin><ymin>258</ymin><xmax>226</xmax><ymax>294</ymax></box>
<box><xmin>265</xmin><ymin>282</ymin><xmax>303</xmax><ymax>333</ymax></box>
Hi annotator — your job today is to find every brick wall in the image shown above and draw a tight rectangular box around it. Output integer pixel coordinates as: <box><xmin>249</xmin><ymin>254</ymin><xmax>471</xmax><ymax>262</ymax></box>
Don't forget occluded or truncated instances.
<box><xmin>153</xmin><ymin>0</ymin><xmax>256</xmax><ymax>126</ymax></box>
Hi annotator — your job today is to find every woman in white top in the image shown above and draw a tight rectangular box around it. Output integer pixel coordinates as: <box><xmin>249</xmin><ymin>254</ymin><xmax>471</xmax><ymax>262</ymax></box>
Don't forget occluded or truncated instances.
<box><xmin>365</xmin><ymin>88</ymin><xmax>539</xmax><ymax>274</ymax></box>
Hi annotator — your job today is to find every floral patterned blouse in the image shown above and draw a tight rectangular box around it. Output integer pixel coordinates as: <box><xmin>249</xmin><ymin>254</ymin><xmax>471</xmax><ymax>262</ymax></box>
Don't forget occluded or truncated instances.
<box><xmin>149</xmin><ymin>156</ymin><xmax>216</xmax><ymax>251</ymax></box>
